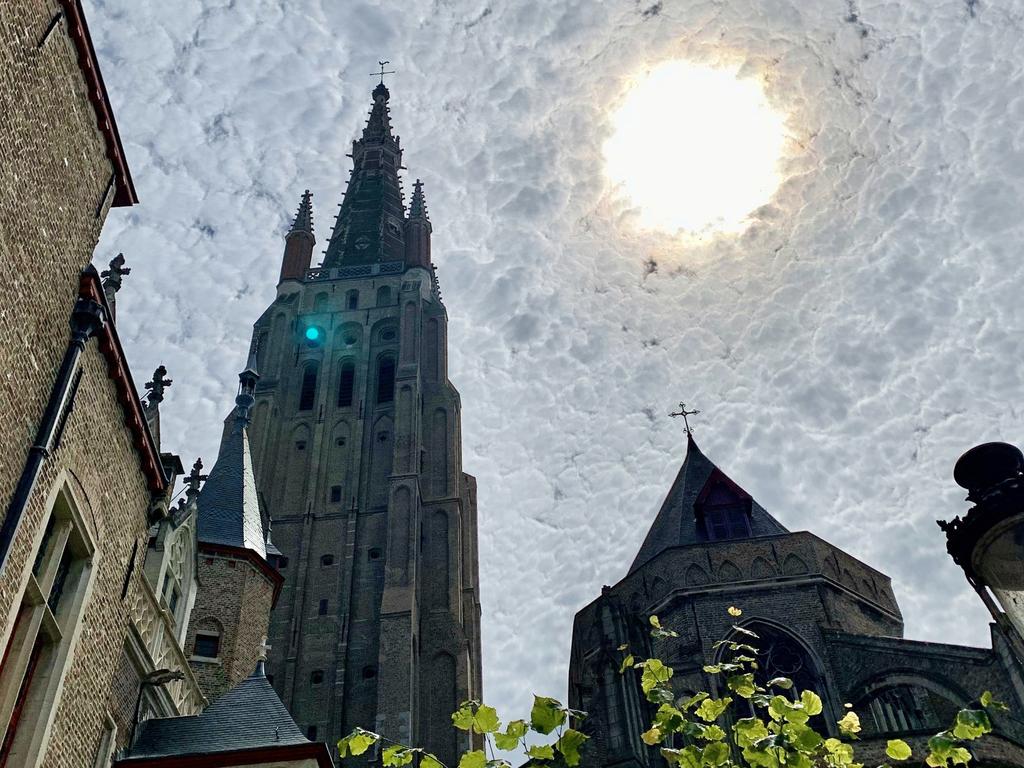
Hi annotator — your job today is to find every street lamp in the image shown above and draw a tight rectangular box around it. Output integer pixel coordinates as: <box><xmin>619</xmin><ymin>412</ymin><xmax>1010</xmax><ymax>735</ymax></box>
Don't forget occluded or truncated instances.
<box><xmin>940</xmin><ymin>441</ymin><xmax>1024</xmax><ymax>660</ymax></box>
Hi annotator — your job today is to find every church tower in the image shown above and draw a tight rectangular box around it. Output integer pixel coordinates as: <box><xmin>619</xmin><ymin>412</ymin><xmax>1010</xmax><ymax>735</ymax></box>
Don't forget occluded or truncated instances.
<box><xmin>245</xmin><ymin>81</ymin><xmax>483</xmax><ymax>762</ymax></box>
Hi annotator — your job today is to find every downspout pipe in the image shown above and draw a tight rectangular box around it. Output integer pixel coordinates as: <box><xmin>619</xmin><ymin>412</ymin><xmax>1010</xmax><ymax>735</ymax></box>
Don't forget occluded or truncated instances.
<box><xmin>0</xmin><ymin>297</ymin><xmax>106</xmax><ymax>577</ymax></box>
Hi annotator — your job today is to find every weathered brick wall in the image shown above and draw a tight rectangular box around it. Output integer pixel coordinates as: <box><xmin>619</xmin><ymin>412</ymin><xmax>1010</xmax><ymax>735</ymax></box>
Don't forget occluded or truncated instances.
<box><xmin>0</xmin><ymin>343</ymin><xmax>155</xmax><ymax>768</ymax></box>
<box><xmin>187</xmin><ymin>552</ymin><xmax>274</xmax><ymax>702</ymax></box>
<box><xmin>0</xmin><ymin>0</ymin><xmax>115</xmax><ymax>538</ymax></box>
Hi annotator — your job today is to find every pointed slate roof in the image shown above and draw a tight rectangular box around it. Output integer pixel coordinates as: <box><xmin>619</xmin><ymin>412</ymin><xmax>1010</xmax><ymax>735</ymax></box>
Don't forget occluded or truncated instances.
<box><xmin>126</xmin><ymin>663</ymin><xmax>308</xmax><ymax>759</ymax></box>
<box><xmin>289</xmin><ymin>189</ymin><xmax>314</xmax><ymax>237</ymax></box>
<box><xmin>628</xmin><ymin>435</ymin><xmax>788</xmax><ymax>574</ymax></box>
<box><xmin>323</xmin><ymin>83</ymin><xmax>406</xmax><ymax>268</ymax></box>
<box><xmin>409</xmin><ymin>178</ymin><xmax>429</xmax><ymax>220</ymax></box>
<box><xmin>196</xmin><ymin>361</ymin><xmax>266</xmax><ymax>559</ymax></box>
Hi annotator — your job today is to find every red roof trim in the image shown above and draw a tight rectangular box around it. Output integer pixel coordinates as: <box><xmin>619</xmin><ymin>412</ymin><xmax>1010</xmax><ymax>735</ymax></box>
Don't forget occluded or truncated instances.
<box><xmin>79</xmin><ymin>268</ymin><xmax>166</xmax><ymax>492</ymax></box>
<box><xmin>60</xmin><ymin>0</ymin><xmax>138</xmax><ymax>207</ymax></box>
<box><xmin>199</xmin><ymin>541</ymin><xmax>285</xmax><ymax>603</ymax></box>
<box><xmin>115</xmin><ymin>741</ymin><xmax>335</xmax><ymax>768</ymax></box>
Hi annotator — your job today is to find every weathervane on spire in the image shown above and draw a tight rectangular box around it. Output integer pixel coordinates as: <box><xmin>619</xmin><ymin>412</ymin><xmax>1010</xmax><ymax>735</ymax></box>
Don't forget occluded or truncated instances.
<box><xmin>669</xmin><ymin>402</ymin><xmax>701</xmax><ymax>435</ymax></box>
<box><xmin>371</xmin><ymin>60</ymin><xmax>395</xmax><ymax>85</ymax></box>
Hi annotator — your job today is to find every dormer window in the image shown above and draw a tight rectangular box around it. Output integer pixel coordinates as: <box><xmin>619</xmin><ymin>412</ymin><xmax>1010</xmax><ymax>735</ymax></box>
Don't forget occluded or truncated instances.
<box><xmin>695</xmin><ymin>470</ymin><xmax>752</xmax><ymax>542</ymax></box>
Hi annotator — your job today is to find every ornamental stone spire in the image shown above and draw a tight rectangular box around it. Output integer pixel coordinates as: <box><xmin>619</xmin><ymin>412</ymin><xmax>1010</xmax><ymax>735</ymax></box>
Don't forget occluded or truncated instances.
<box><xmin>322</xmin><ymin>83</ymin><xmax>406</xmax><ymax>268</ymax></box>
<box><xmin>279</xmin><ymin>190</ymin><xmax>316</xmax><ymax>284</ymax></box>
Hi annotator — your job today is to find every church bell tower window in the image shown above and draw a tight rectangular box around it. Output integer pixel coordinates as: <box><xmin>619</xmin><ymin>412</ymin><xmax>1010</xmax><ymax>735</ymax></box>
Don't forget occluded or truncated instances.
<box><xmin>337</xmin><ymin>362</ymin><xmax>355</xmax><ymax>407</ymax></box>
<box><xmin>376</xmin><ymin>356</ymin><xmax>396</xmax><ymax>404</ymax></box>
<box><xmin>298</xmin><ymin>364</ymin><xmax>318</xmax><ymax>411</ymax></box>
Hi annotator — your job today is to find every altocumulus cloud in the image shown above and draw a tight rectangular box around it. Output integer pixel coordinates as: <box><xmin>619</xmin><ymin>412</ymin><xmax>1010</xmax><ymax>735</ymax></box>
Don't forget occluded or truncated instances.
<box><xmin>89</xmin><ymin>0</ymin><xmax>1024</xmax><ymax>722</ymax></box>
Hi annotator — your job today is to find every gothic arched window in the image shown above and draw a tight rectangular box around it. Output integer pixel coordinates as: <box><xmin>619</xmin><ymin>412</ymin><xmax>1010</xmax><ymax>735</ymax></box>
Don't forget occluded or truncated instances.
<box><xmin>377</xmin><ymin>286</ymin><xmax>392</xmax><ymax>306</ymax></box>
<box><xmin>337</xmin><ymin>361</ymin><xmax>355</xmax><ymax>407</ymax></box>
<box><xmin>860</xmin><ymin>684</ymin><xmax>960</xmax><ymax>736</ymax></box>
<box><xmin>376</xmin><ymin>356</ymin><xmax>396</xmax><ymax>404</ymax></box>
<box><xmin>298</xmin><ymin>364</ymin><xmax>318</xmax><ymax>411</ymax></box>
<box><xmin>346</xmin><ymin>290</ymin><xmax>359</xmax><ymax>310</ymax></box>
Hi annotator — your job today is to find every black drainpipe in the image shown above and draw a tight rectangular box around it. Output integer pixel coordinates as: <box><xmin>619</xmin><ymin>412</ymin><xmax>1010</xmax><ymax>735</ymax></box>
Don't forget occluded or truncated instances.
<box><xmin>0</xmin><ymin>296</ymin><xmax>106</xmax><ymax>578</ymax></box>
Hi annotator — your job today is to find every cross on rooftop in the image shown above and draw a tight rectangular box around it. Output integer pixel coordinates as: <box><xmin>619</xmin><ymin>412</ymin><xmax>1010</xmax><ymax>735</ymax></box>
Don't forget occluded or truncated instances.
<box><xmin>258</xmin><ymin>636</ymin><xmax>272</xmax><ymax>661</ymax></box>
<box><xmin>371</xmin><ymin>60</ymin><xmax>395</xmax><ymax>85</ymax></box>
<box><xmin>669</xmin><ymin>402</ymin><xmax>701</xmax><ymax>435</ymax></box>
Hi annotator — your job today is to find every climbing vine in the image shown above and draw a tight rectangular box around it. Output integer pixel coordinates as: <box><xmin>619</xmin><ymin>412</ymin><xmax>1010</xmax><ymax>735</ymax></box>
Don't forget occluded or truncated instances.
<box><xmin>337</xmin><ymin>607</ymin><xmax>1004</xmax><ymax>768</ymax></box>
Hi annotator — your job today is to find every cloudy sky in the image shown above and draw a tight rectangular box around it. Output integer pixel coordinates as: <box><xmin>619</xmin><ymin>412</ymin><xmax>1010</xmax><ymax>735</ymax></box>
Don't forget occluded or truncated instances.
<box><xmin>88</xmin><ymin>0</ymin><xmax>1024</xmax><ymax>723</ymax></box>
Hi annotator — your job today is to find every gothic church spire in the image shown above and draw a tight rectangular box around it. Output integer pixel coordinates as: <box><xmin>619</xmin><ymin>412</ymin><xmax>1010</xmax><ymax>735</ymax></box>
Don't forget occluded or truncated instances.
<box><xmin>279</xmin><ymin>190</ymin><xmax>316</xmax><ymax>284</ymax></box>
<box><xmin>323</xmin><ymin>83</ymin><xmax>406</xmax><ymax>268</ymax></box>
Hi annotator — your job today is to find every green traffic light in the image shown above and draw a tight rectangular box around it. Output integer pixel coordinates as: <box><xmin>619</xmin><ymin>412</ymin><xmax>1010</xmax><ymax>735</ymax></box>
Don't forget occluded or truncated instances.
<box><xmin>305</xmin><ymin>326</ymin><xmax>321</xmax><ymax>341</ymax></box>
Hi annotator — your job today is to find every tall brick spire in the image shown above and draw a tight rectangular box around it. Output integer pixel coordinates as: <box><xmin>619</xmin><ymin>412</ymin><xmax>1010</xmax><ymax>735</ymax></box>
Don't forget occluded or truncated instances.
<box><xmin>322</xmin><ymin>83</ymin><xmax>406</xmax><ymax>268</ymax></box>
<box><xmin>279</xmin><ymin>190</ymin><xmax>315</xmax><ymax>284</ymax></box>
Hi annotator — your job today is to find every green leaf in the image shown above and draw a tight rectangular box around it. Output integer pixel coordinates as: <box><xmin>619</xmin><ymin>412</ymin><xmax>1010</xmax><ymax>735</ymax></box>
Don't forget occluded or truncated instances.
<box><xmin>702</xmin><ymin>742</ymin><xmax>730</xmax><ymax>766</ymax></box>
<box><xmin>494</xmin><ymin>720</ymin><xmax>528</xmax><ymax>751</ymax></box>
<box><xmin>727</xmin><ymin>673</ymin><xmax>757</xmax><ymax>698</ymax></box>
<box><xmin>650</xmin><ymin>615</ymin><xmax>663</xmax><ymax>628</ymax></box>
<box><xmin>473</xmin><ymin>704</ymin><xmax>501</xmax><ymax>734</ymax></box>
<box><xmin>641</xmin><ymin>659</ymin><xmax>674</xmax><ymax>694</ymax></box>
<box><xmin>728</xmin><ymin>606</ymin><xmax>743</xmax><ymax>617</ymax></box>
<box><xmin>887</xmin><ymin>739</ymin><xmax>913</xmax><ymax>761</ymax></box>
<box><xmin>980</xmin><ymin>691</ymin><xmax>1009</xmax><ymax>712</ymax></box>
<box><xmin>617</xmin><ymin>643</ymin><xmax>628</xmax><ymax>651</ymax></box>
<box><xmin>556</xmin><ymin>729</ymin><xmax>589</xmax><ymax>767</ymax></box>
<box><xmin>824</xmin><ymin>738</ymin><xmax>855</xmax><ymax>766</ymax></box>
<box><xmin>766</xmin><ymin>677</ymin><xmax>793</xmax><ymax>690</ymax></box>
<box><xmin>641</xmin><ymin>726</ymin><xmax>663</xmax><ymax>745</ymax></box>
<box><xmin>486</xmin><ymin>761</ymin><xmax>512</xmax><ymax>768</ymax></box>
<box><xmin>681</xmin><ymin>692</ymin><xmax>710</xmax><ymax>711</ymax></box>
<box><xmin>459</xmin><ymin>751</ymin><xmax>487</xmax><ymax>768</ymax></box>
<box><xmin>620</xmin><ymin>654</ymin><xmax>635</xmax><ymax>674</ymax></box>
<box><xmin>703</xmin><ymin>664</ymin><xmax>723</xmax><ymax>674</ymax></box>
<box><xmin>701</xmin><ymin>724</ymin><xmax>727</xmax><ymax>742</ymax></box>
<box><xmin>422</xmin><ymin>754</ymin><xmax>444</xmax><ymax>768</ymax></box>
<box><xmin>662</xmin><ymin>746</ymin><xmax>703</xmax><ymax>768</ymax></box>
<box><xmin>783</xmin><ymin>722</ymin><xmax>822</xmax><ymax>752</ymax></box>
<box><xmin>800</xmin><ymin>690</ymin><xmax>823</xmax><ymax>717</ymax></box>
<box><xmin>338</xmin><ymin>728</ymin><xmax>379</xmax><ymax>758</ymax></box>
<box><xmin>733</xmin><ymin>717</ymin><xmax>769</xmax><ymax>748</ymax></box>
<box><xmin>655</xmin><ymin>703</ymin><xmax>685</xmax><ymax>732</ymax></box>
<box><xmin>837</xmin><ymin>710</ymin><xmax>861</xmax><ymax>737</ymax></box>
<box><xmin>526</xmin><ymin>745</ymin><xmax>555</xmax><ymax>761</ymax></box>
<box><xmin>952</xmin><ymin>709</ymin><xmax>992</xmax><ymax>740</ymax></box>
<box><xmin>695</xmin><ymin>697</ymin><xmax>732</xmax><ymax>722</ymax></box>
<box><xmin>452</xmin><ymin>703</ymin><xmax>475</xmax><ymax>731</ymax></box>
<box><xmin>382</xmin><ymin>746</ymin><xmax>416</xmax><ymax>767</ymax></box>
<box><xmin>530</xmin><ymin>696</ymin><xmax>566</xmax><ymax>735</ymax></box>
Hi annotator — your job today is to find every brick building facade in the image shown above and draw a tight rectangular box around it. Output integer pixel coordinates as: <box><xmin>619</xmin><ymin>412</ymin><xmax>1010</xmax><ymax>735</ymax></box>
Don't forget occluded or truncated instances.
<box><xmin>569</xmin><ymin>435</ymin><xmax>1024</xmax><ymax>767</ymax></box>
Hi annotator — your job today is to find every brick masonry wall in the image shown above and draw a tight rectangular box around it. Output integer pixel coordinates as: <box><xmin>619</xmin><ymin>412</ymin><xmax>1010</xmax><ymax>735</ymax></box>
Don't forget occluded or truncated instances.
<box><xmin>0</xmin><ymin>343</ymin><xmax>156</xmax><ymax>768</ymax></box>
<box><xmin>187</xmin><ymin>552</ymin><xmax>274</xmax><ymax>702</ymax></box>
<box><xmin>0</xmin><ymin>0</ymin><xmax>115</xmax><ymax>534</ymax></box>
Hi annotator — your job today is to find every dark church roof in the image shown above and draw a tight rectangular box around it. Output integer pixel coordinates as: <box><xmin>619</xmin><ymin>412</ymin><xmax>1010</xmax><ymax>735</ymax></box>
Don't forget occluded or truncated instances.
<box><xmin>628</xmin><ymin>435</ymin><xmax>788</xmax><ymax>574</ymax></box>
<box><xmin>125</xmin><ymin>662</ymin><xmax>310</xmax><ymax>760</ymax></box>
<box><xmin>196</xmin><ymin>358</ymin><xmax>266</xmax><ymax>559</ymax></box>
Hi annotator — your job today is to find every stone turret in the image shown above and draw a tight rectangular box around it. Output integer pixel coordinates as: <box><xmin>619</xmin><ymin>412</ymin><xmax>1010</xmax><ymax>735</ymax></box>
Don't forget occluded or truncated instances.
<box><xmin>279</xmin><ymin>190</ymin><xmax>315</xmax><ymax>284</ymax></box>
<box><xmin>186</xmin><ymin>353</ymin><xmax>281</xmax><ymax>701</ymax></box>
<box><xmin>404</xmin><ymin>179</ymin><xmax>432</xmax><ymax>269</ymax></box>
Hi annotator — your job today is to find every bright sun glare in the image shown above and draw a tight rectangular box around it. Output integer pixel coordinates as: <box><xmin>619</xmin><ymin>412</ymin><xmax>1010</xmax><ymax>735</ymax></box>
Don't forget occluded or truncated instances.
<box><xmin>605</xmin><ymin>61</ymin><xmax>787</xmax><ymax>235</ymax></box>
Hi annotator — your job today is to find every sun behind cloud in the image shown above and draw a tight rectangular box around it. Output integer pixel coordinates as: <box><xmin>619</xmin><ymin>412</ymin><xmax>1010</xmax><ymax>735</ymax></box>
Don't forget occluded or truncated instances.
<box><xmin>604</xmin><ymin>60</ymin><xmax>788</xmax><ymax>235</ymax></box>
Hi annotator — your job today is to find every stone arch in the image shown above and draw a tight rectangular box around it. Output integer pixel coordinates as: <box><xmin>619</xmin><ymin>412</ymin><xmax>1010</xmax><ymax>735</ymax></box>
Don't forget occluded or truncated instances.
<box><xmin>334</xmin><ymin>321</ymin><xmax>362</xmax><ymax>350</ymax></box>
<box><xmin>724</xmin><ymin>618</ymin><xmax>827</xmax><ymax>703</ymax></box>
<box><xmin>718</xmin><ymin>560</ymin><xmax>742</xmax><ymax>582</ymax></box>
<box><xmin>842</xmin><ymin>568</ymin><xmax>857</xmax><ymax>587</ymax></box>
<box><xmin>853</xmin><ymin>673</ymin><xmax>968</xmax><ymax>737</ymax></box>
<box><xmin>376</xmin><ymin>285</ymin><xmax>392</xmax><ymax>306</ymax></box>
<box><xmin>824</xmin><ymin>557</ymin><xmax>840</xmax><ymax>581</ymax></box>
<box><xmin>685</xmin><ymin>563</ymin><xmax>709</xmax><ymax>586</ymax></box>
<box><xmin>750</xmin><ymin>557</ymin><xmax>775</xmax><ymax>580</ymax></box>
<box><xmin>782</xmin><ymin>553</ymin><xmax>809</xmax><ymax>576</ymax></box>
<box><xmin>313</xmin><ymin>292</ymin><xmax>328</xmax><ymax>312</ymax></box>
